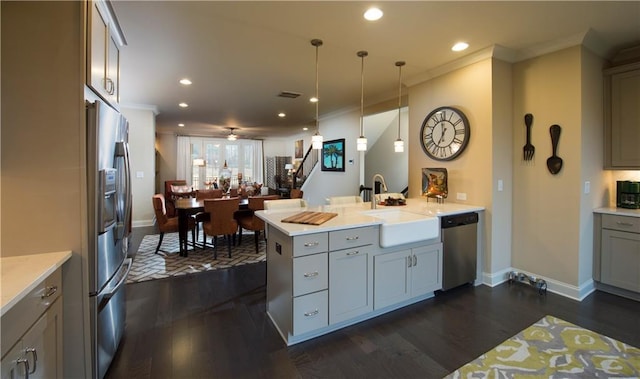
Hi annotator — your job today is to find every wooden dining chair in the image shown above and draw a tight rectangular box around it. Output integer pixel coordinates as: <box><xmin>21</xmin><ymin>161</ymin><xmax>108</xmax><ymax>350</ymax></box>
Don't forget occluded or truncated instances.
<box><xmin>152</xmin><ymin>194</ymin><xmax>195</xmax><ymax>254</ymax></box>
<box><xmin>202</xmin><ymin>197</ymin><xmax>240</xmax><ymax>259</ymax></box>
<box><xmin>193</xmin><ymin>189</ymin><xmax>224</xmax><ymax>241</ymax></box>
<box><xmin>236</xmin><ymin>195</ymin><xmax>280</xmax><ymax>254</ymax></box>
<box><xmin>290</xmin><ymin>188</ymin><xmax>303</xmax><ymax>199</ymax></box>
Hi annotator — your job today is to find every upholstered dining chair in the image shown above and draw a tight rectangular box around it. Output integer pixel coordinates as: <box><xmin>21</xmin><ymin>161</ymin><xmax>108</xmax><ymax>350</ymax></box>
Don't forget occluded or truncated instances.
<box><xmin>290</xmin><ymin>188</ymin><xmax>303</xmax><ymax>199</ymax></box>
<box><xmin>327</xmin><ymin>195</ymin><xmax>363</xmax><ymax>205</ymax></box>
<box><xmin>236</xmin><ymin>195</ymin><xmax>280</xmax><ymax>254</ymax></box>
<box><xmin>264</xmin><ymin>198</ymin><xmax>307</xmax><ymax>210</ymax></box>
<box><xmin>152</xmin><ymin>194</ymin><xmax>195</xmax><ymax>254</ymax></box>
<box><xmin>193</xmin><ymin>189</ymin><xmax>224</xmax><ymax>240</ymax></box>
<box><xmin>202</xmin><ymin>197</ymin><xmax>240</xmax><ymax>259</ymax></box>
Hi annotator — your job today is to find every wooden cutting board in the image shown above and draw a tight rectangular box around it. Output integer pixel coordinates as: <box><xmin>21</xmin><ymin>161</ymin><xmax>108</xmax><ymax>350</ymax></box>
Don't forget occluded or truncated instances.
<box><xmin>281</xmin><ymin>211</ymin><xmax>338</xmax><ymax>225</ymax></box>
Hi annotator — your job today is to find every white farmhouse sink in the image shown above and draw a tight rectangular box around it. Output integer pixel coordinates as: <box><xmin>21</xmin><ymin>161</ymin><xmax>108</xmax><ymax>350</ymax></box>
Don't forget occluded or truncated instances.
<box><xmin>363</xmin><ymin>209</ymin><xmax>439</xmax><ymax>248</ymax></box>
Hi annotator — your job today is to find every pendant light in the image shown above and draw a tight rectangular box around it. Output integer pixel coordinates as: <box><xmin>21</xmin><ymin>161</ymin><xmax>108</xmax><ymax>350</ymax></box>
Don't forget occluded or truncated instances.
<box><xmin>356</xmin><ymin>51</ymin><xmax>368</xmax><ymax>151</ymax></box>
<box><xmin>311</xmin><ymin>39</ymin><xmax>324</xmax><ymax>149</ymax></box>
<box><xmin>394</xmin><ymin>61</ymin><xmax>406</xmax><ymax>153</ymax></box>
<box><xmin>227</xmin><ymin>128</ymin><xmax>237</xmax><ymax>141</ymax></box>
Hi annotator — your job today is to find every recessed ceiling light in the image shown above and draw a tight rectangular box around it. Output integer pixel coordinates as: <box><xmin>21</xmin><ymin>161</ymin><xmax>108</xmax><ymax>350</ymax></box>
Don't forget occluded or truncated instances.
<box><xmin>452</xmin><ymin>42</ymin><xmax>469</xmax><ymax>52</ymax></box>
<box><xmin>178</xmin><ymin>123</ymin><xmax>185</xmax><ymax>127</ymax></box>
<box><xmin>303</xmin><ymin>127</ymin><xmax>309</xmax><ymax>131</ymax></box>
<box><xmin>179</xmin><ymin>78</ymin><xmax>192</xmax><ymax>85</ymax></box>
<box><xmin>364</xmin><ymin>7</ymin><xmax>383</xmax><ymax>21</ymax></box>
<box><xmin>310</xmin><ymin>97</ymin><xmax>318</xmax><ymax>103</ymax></box>
<box><xmin>179</xmin><ymin>102</ymin><xmax>189</xmax><ymax>108</ymax></box>
<box><xmin>278</xmin><ymin>112</ymin><xmax>286</xmax><ymax>118</ymax></box>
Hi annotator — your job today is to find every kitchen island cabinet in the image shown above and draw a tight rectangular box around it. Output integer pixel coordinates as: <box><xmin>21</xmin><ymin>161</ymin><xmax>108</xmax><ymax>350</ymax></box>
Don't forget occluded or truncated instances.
<box><xmin>1</xmin><ymin>251</ymin><xmax>71</xmax><ymax>379</ymax></box>
<box><xmin>259</xmin><ymin>200</ymin><xmax>482</xmax><ymax>345</ymax></box>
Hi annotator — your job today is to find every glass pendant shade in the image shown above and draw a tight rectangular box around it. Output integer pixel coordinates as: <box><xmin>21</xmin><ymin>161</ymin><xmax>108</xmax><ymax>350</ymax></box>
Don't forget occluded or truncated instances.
<box><xmin>357</xmin><ymin>136</ymin><xmax>367</xmax><ymax>151</ymax></box>
<box><xmin>312</xmin><ymin>132</ymin><xmax>323</xmax><ymax>149</ymax></box>
<box><xmin>394</xmin><ymin>139</ymin><xmax>404</xmax><ymax>152</ymax></box>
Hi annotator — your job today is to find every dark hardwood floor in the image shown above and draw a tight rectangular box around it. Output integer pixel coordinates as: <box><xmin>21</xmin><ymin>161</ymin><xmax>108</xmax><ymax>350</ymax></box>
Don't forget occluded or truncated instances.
<box><xmin>107</xmin><ymin>227</ymin><xmax>640</xmax><ymax>378</ymax></box>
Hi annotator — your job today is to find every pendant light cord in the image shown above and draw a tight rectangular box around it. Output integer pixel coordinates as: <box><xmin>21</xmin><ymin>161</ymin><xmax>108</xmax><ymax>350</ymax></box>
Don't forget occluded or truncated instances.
<box><xmin>360</xmin><ymin>52</ymin><xmax>366</xmax><ymax>136</ymax></box>
<box><xmin>396</xmin><ymin>61</ymin><xmax>405</xmax><ymax>140</ymax></box>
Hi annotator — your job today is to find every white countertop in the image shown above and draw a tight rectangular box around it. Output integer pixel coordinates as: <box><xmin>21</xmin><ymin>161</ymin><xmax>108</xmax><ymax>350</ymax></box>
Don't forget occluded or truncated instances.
<box><xmin>256</xmin><ymin>198</ymin><xmax>484</xmax><ymax>236</ymax></box>
<box><xmin>594</xmin><ymin>207</ymin><xmax>640</xmax><ymax>217</ymax></box>
<box><xmin>1</xmin><ymin>251</ymin><xmax>72</xmax><ymax>316</ymax></box>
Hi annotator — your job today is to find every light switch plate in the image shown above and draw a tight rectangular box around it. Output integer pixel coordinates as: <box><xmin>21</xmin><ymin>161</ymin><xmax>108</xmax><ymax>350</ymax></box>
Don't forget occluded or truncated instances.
<box><xmin>136</xmin><ymin>171</ymin><xmax>144</xmax><ymax>178</ymax></box>
<box><xmin>456</xmin><ymin>192</ymin><xmax>467</xmax><ymax>201</ymax></box>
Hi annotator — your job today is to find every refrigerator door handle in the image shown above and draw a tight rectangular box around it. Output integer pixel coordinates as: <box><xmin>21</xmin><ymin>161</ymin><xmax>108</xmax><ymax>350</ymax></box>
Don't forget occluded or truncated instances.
<box><xmin>98</xmin><ymin>258</ymin><xmax>132</xmax><ymax>307</ymax></box>
<box><xmin>115</xmin><ymin>141</ymin><xmax>132</xmax><ymax>241</ymax></box>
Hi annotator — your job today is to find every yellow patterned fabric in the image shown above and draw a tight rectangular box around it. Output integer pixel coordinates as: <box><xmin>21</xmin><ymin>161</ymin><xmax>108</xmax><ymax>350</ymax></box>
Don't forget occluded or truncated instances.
<box><xmin>445</xmin><ymin>315</ymin><xmax>640</xmax><ymax>378</ymax></box>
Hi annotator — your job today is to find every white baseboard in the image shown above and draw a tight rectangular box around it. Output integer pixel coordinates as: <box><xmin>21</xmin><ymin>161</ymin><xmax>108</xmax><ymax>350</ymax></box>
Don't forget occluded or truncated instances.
<box><xmin>481</xmin><ymin>267</ymin><xmax>596</xmax><ymax>301</ymax></box>
<box><xmin>132</xmin><ymin>219</ymin><xmax>155</xmax><ymax>228</ymax></box>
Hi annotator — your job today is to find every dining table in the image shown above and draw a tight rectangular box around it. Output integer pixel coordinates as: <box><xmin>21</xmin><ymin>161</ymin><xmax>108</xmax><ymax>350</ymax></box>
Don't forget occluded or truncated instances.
<box><xmin>174</xmin><ymin>197</ymin><xmax>249</xmax><ymax>256</ymax></box>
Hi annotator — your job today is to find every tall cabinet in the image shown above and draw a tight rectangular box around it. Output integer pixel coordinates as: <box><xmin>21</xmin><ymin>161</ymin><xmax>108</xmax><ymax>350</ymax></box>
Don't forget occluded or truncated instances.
<box><xmin>603</xmin><ymin>46</ymin><xmax>640</xmax><ymax>169</ymax></box>
<box><xmin>1</xmin><ymin>1</ymin><xmax>125</xmax><ymax>377</ymax></box>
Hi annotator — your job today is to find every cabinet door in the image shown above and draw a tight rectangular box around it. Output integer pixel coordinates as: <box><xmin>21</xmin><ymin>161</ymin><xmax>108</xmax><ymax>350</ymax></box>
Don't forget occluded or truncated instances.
<box><xmin>411</xmin><ymin>244</ymin><xmax>442</xmax><ymax>297</ymax></box>
<box><xmin>21</xmin><ymin>297</ymin><xmax>63</xmax><ymax>379</ymax></box>
<box><xmin>374</xmin><ymin>249</ymin><xmax>411</xmax><ymax>310</ymax></box>
<box><xmin>89</xmin><ymin>2</ymin><xmax>107</xmax><ymax>97</ymax></box>
<box><xmin>601</xmin><ymin>229</ymin><xmax>640</xmax><ymax>292</ymax></box>
<box><xmin>106</xmin><ymin>34</ymin><xmax>120</xmax><ymax>104</ymax></box>
<box><xmin>1</xmin><ymin>340</ymin><xmax>24</xmax><ymax>379</ymax></box>
<box><xmin>329</xmin><ymin>246</ymin><xmax>373</xmax><ymax>324</ymax></box>
<box><xmin>610</xmin><ymin>70</ymin><xmax>640</xmax><ymax>167</ymax></box>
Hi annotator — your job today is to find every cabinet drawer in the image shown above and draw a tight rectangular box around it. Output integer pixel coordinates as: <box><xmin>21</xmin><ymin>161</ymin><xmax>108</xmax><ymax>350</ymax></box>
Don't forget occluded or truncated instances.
<box><xmin>293</xmin><ymin>232</ymin><xmax>328</xmax><ymax>257</ymax></box>
<box><xmin>292</xmin><ymin>290</ymin><xmax>328</xmax><ymax>335</ymax></box>
<box><xmin>330</xmin><ymin>226</ymin><xmax>378</xmax><ymax>251</ymax></box>
<box><xmin>602</xmin><ymin>214</ymin><xmax>640</xmax><ymax>233</ymax></box>
<box><xmin>293</xmin><ymin>253</ymin><xmax>328</xmax><ymax>297</ymax></box>
<box><xmin>1</xmin><ymin>269</ymin><xmax>61</xmax><ymax>359</ymax></box>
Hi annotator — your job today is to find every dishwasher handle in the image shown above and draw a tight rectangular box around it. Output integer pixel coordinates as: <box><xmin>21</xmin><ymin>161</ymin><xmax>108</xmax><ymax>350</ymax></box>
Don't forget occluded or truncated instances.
<box><xmin>441</xmin><ymin>212</ymin><xmax>478</xmax><ymax>229</ymax></box>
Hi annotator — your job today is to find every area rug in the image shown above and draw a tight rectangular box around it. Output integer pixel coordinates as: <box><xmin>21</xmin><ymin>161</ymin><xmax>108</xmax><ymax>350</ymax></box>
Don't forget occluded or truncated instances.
<box><xmin>445</xmin><ymin>315</ymin><xmax>640</xmax><ymax>378</ymax></box>
<box><xmin>127</xmin><ymin>231</ymin><xmax>265</xmax><ymax>284</ymax></box>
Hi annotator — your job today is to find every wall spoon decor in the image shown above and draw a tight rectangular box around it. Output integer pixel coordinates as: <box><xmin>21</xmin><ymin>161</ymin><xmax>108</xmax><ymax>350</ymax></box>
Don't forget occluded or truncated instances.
<box><xmin>547</xmin><ymin>124</ymin><xmax>563</xmax><ymax>174</ymax></box>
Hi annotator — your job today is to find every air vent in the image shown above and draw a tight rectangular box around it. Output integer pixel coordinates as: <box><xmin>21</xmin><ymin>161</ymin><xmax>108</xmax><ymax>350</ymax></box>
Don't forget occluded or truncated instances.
<box><xmin>278</xmin><ymin>91</ymin><xmax>301</xmax><ymax>99</ymax></box>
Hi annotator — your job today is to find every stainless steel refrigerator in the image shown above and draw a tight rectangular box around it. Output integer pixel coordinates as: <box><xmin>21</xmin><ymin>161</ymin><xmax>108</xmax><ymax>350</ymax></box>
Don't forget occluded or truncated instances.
<box><xmin>86</xmin><ymin>99</ymin><xmax>133</xmax><ymax>379</ymax></box>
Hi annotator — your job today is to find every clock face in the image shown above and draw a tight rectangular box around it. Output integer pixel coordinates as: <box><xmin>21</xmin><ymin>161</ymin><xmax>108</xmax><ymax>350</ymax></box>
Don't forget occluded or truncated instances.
<box><xmin>420</xmin><ymin>106</ymin><xmax>470</xmax><ymax>161</ymax></box>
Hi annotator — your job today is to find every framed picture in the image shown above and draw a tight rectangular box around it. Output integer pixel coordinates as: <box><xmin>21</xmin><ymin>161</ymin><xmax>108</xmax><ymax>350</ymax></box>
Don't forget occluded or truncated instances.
<box><xmin>295</xmin><ymin>139</ymin><xmax>304</xmax><ymax>159</ymax></box>
<box><xmin>321</xmin><ymin>138</ymin><xmax>345</xmax><ymax>172</ymax></box>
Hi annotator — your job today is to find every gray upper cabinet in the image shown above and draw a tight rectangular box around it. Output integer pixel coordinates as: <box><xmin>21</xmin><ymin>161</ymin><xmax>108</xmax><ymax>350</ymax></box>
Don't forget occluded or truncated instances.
<box><xmin>604</xmin><ymin>61</ymin><xmax>640</xmax><ymax>169</ymax></box>
<box><xmin>87</xmin><ymin>1</ymin><xmax>126</xmax><ymax>106</ymax></box>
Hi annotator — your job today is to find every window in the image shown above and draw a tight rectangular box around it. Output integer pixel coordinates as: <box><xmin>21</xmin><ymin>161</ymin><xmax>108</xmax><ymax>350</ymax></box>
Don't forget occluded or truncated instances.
<box><xmin>177</xmin><ymin>136</ymin><xmax>263</xmax><ymax>190</ymax></box>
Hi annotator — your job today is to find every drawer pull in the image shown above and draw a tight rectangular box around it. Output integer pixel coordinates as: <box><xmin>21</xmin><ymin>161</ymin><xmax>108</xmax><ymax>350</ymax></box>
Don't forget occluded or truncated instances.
<box><xmin>346</xmin><ymin>236</ymin><xmax>359</xmax><ymax>241</ymax></box>
<box><xmin>303</xmin><ymin>271</ymin><xmax>319</xmax><ymax>278</ymax></box>
<box><xmin>304</xmin><ymin>309</ymin><xmax>320</xmax><ymax>317</ymax></box>
<box><xmin>616</xmin><ymin>221</ymin><xmax>634</xmax><ymax>227</ymax></box>
<box><xmin>26</xmin><ymin>348</ymin><xmax>37</xmax><ymax>374</ymax></box>
<box><xmin>413</xmin><ymin>255</ymin><xmax>417</xmax><ymax>266</ymax></box>
<box><xmin>407</xmin><ymin>256</ymin><xmax>413</xmax><ymax>268</ymax></box>
<box><xmin>304</xmin><ymin>241</ymin><xmax>319</xmax><ymax>247</ymax></box>
<box><xmin>41</xmin><ymin>286</ymin><xmax>57</xmax><ymax>299</ymax></box>
<box><xmin>346</xmin><ymin>250</ymin><xmax>360</xmax><ymax>256</ymax></box>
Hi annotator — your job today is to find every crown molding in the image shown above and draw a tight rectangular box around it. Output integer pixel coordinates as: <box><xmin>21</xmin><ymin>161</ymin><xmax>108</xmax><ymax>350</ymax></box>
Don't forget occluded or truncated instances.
<box><xmin>120</xmin><ymin>102</ymin><xmax>160</xmax><ymax>115</ymax></box>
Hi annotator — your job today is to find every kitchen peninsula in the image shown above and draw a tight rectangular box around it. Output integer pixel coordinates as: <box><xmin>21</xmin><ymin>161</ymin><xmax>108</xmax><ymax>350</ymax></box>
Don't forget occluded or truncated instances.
<box><xmin>256</xmin><ymin>199</ymin><xmax>484</xmax><ymax>345</ymax></box>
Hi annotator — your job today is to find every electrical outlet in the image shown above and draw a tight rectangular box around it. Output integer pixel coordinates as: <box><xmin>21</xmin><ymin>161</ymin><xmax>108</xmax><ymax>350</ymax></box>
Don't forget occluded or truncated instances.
<box><xmin>584</xmin><ymin>181</ymin><xmax>590</xmax><ymax>194</ymax></box>
<box><xmin>456</xmin><ymin>192</ymin><xmax>467</xmax><ymax>201</ymax></box>
<box><xmin>498</xmin><ymin>179</ymin><xmax>503</xmax><ymax>192</ymax></box>
<box><xmin>136</xmin><ymin>171</ymin><xmax>144</xmax><ymax>178</ymax></box>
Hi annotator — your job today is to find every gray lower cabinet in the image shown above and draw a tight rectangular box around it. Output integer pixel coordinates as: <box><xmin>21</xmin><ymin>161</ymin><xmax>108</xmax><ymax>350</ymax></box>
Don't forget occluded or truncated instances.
<box><xmin>329</xmin><ymin>245</ymin><xmax>374</xmax><ymax>324</ymax></box>
<box><xmin>600</xmin><ymin>214</ymin><xmax>640</xmax><ymax>292</ymax></box>
<box><xmin>373</xmin><ymin>244</ymin><xmax>443</xmax><ymax>310</ymax></box>
<box><xmin>1</xmin><ymin>269</ymin><xmax>63</xmax><ymax>379</ymax></box>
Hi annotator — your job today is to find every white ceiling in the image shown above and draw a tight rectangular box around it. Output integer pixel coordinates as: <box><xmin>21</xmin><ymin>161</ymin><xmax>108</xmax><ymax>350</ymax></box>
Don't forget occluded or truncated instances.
<box><xmin>113</xmin><ymin>1</ymin><xmax>640</xmax><ymax>140</ymax></box>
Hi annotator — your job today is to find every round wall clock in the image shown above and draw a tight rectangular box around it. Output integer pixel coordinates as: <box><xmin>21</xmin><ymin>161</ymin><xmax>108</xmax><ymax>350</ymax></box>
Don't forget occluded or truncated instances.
<box><xmin>420</xmin><ymin>106</ymin><xmax>470</xmax><ymax>161</ymax></box>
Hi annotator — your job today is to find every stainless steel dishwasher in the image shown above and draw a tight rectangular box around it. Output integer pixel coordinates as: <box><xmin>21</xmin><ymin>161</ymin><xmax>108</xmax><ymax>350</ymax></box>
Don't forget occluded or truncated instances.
<box><xmin>441</xmin><ymin>212</ymin><xmax>478</xmax><ymax>291</ymax></box>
